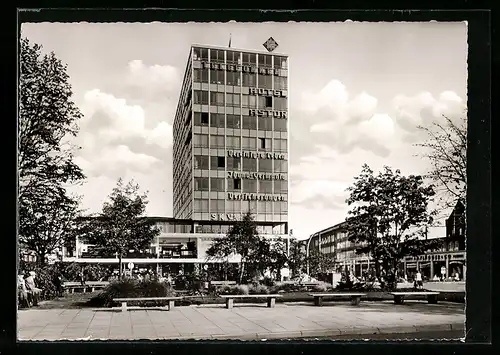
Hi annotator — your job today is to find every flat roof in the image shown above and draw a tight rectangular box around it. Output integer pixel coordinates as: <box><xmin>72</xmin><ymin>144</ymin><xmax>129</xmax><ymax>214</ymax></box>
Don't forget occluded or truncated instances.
<box><xmin>191</xmin><ymin>43</ymin><xmax>288</xmax><ymax>57</ymax></box>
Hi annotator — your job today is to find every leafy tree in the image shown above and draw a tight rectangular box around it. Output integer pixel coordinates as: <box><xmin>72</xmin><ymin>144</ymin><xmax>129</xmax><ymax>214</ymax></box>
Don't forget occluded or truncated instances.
<box><xmin>345</xmin><ymin>164</ymin><xmax>441</xmax><ymax>290</ymax></box>
<box><xmin>83</xmin><ymin>179</ymin><xmax>161</xmax><ymax>279</ymax></box>
<box><xmin>287</xmin><ymin>239</ymin><xmax>307</xmax><ymax>277</ymax></box>
<box><xmin>205</xmin><ymin>212</ymin><xmax>269</xmax><ymax>283</ymax></box>
<box><xmin>306</xmin><ymin>248</ymin><xmax>337</xmax><ymax>278</ymax></box>
<box><xmin>264</xmin><ymin>237</ymin><xmax>289</xmax><ymax>281</ymax></box>
<box><xmin>417</xmin><ymin>114</ymin><xmax>467</xmax><ymax>214</ymax></box>
<box><xmin>18</xmin><ymin>38</ymin><xmax>85</xmax><ymax>265</ymax></box>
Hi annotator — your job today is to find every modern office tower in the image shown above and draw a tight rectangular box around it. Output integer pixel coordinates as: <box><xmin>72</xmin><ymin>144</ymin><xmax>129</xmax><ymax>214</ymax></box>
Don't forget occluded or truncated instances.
<box><xmin>172</xmin><ymin>44</ymin><xmax>289</xmax><ymax>235</ymax></box>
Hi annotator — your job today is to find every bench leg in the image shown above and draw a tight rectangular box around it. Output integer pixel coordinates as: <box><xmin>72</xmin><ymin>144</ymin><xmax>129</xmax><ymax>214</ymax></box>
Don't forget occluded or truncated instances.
<box><xmin>71</xmin><ymin>288</ymin><xmax>74</xmax><ymax>294</ymax></box>
<box><xmin>121</xmin><ymin>302</ymin><xmax>128</xmax><ymax>312</ymax></box>
<box><xmin>314</xmin><ymin>297</ymin><xmax>323</xmax><ymax>307</ymax></box>
<box><xmin>267</xmin><ymin>297</ymin><xmax>276</xmax><ymax>308</ymax></box>
<box><xmin>91</xmin><ymin>287</ymin><xmax>95</xmax><ymax>292</ymax></box>
<box><xmin>226</xmin><ymin>298</ymin><xmax>234</xmax><ymax>309</ymax></box>
<box><xmin>351</xmin><ymin>296</ymin><xmax>361</xmax><ymax>306</ymax></box>
<box><xmin>168</xmin><ymin>299</ymin><xmax>175</xmax><ymax>310</ymax></box>
<box><xmin>394</xmin><ymin>295</ymin><xmax>405</xmax><ymax>305</ymax></box>
<box><xmin>428</xmin><ymin>295</ymin><xmax>438</xmax><ymax>304</ymax></box>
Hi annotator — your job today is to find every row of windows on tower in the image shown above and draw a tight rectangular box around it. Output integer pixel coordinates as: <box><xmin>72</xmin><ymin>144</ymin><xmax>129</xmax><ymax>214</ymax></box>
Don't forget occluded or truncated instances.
<box><xmin>194</xmin><ymin>177</ymin><xmax>288</xmax><ymax>193</ymax></box>
<box><xmin>193</xmin><ymin>70</ymin><xmax>287</xmax><ymax>89</ymax></box>
<box><xmin>193</xmin><ymin>91</ymin><xmax>287</xmax><ymax>109</ymax></box>
<box><xmin>194</xmin><ymin>155</ymin><xmax>288</xmax><ymax>172</ymax></box>
<box><xmin>193</xmin><ymin>48</ymin><xmax>288</xmax><ymax>69</ymax></box>
<box><xmin>194</xmin><ymin>200</ymin><xmax>288</xmax><ymax>215</ymax></box>
<box><xmin>193</xmin><ymin>135</ymin><xmax>288</xmax><ymax>151</ymax></box>
<box><xmin>193</xmin><ymin>113</ymin><xmax>287</xmax><ymax>131</ymax></box>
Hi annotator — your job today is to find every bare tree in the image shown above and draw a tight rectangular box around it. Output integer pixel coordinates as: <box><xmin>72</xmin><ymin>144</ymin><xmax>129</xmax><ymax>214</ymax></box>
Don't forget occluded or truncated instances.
<box><xmin>417</xmin><ymin>114</ymin><xmax>466</xmax><ymax>214</ymax></box>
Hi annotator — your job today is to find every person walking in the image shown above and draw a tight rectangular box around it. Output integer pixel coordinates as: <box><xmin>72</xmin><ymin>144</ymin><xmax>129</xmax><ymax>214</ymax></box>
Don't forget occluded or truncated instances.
<box><xmin>79</xmin><ymin>269</ymin><xmax>86</xmax><ymax>286</ymax></box>
<box><xmin>53</xmin><ymin>273</ymin><xmax>63</xmax><ymax>297</ymax></box>
<box><xmin>416</xmin><ymin>270</ymin><xmax>423</xmax><ymax>289</ymax></box>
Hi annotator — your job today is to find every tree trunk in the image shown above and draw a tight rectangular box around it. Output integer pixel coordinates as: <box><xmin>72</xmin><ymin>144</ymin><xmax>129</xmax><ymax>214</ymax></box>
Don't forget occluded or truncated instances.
<box><xmin>118</xmin><ymin>254</ymin><xmax>123</xmax><ymax>280</ymax></box>
<box><xmin>36</xmin><ymin>252</ymin><xmax>46</xmax><ymax>267</ymax></box>
<box><xmin>239</xmin><ymin>261</ymin><xmax>245</xmax><ymax>284</ymax></box>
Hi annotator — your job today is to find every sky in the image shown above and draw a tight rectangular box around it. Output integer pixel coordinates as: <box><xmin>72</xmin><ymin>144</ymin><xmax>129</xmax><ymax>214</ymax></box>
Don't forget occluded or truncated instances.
<box><xmin>21</xmin><ymin>21</ymin><xmax>468</xmax><ymax>240</ymax></box>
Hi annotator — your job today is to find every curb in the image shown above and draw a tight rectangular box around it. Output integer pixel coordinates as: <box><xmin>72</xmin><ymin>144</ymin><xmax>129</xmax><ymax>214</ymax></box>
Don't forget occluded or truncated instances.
<box><xmin>190</xmin><ymin>323</ymin><xmax>464</xmax><ymax>340</ymax></box>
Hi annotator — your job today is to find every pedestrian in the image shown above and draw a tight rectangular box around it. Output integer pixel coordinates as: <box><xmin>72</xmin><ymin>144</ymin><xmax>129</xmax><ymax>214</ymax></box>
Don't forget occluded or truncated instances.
<box><xmin>79</xmin><ymin>269</ymin><xmax>86</xmax><ymax>286</ymax></box>
<box><xmin>53</xmin><ymin>273</ymin><xmax>63</xmax><ymax>297</ymax></box>
<box><xmin>25</xmin><ymin>271</ymin><xmax>42</xmax><ymax>306</ymax></box>
<box><xmin>18</xmin><ymin>274</ymin><xmax>30</xmax><ymax>308</ymax></box>
<box><xmin>416</xmin><ymin>270</ymin><xmax>423</xmax><ymax>289</ymax></box>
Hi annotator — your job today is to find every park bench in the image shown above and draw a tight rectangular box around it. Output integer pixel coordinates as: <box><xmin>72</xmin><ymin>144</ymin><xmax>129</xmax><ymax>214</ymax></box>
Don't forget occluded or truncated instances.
<box><xmin>210</xmin><ymin>281</ymin><xmax>237</xmax><ymax>287</ymax></box>
<box><xmin>63</xmin><ymin>281</ymin><xmax>109</xmax><ymax>293</ymax></box>
<box><xmin>113</xmin><ymin>296</ymin><xmax>183</xmax><ymax>312</ymax></box>
<box><xmin>220</xmin><ymin>294</ymin><xmax>283</xmax><ymax>309</ymax></box>
<box><xmin>389</xmin><ymin>291</ymin><xmax>440</xmax><ymax>304</ymax></box>
<box><xmin>308</xmin><ymin>292</ymin><xmax>367</xmax><ymax>306</ymax></box>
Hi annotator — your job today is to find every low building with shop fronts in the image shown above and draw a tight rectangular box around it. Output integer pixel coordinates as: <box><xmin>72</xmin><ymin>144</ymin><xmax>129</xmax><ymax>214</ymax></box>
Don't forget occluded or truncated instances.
<box><xmin>62</xmin><ymin>216</ymin><xmax>293</xmax><ymax>276</ymax></box>
<box><xmin>306</xmin><ymin>201</ymin><xmax>466</xmax><ymax>281</ymax></box>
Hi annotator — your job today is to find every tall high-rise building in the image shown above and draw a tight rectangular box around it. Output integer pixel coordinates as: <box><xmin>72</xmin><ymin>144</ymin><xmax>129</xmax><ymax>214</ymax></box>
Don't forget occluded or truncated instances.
<box><xmin>172</xmin><ymin>44</ymin><xmax>289</xmax><ymax>235</ymax></box>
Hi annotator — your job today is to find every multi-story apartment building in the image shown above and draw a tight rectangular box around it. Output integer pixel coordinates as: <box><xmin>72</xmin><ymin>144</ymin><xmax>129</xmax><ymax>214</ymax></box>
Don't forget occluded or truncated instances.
<box><xmin>306</xmin><ymin>201</ymin><xmax>466</xmax><ymax>281</ymax></box>
<box><xmin>61</xmin><ymin>44</ymin><xmax>292</xmax><ymax>275</ymax></box>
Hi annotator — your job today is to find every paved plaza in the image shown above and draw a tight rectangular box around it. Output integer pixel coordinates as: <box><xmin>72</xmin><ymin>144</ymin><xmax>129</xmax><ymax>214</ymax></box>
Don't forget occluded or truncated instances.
<box><xmin>18</xmin><ymin>301</ymin><xmax>465</xmax><ymax>341</ymax></box>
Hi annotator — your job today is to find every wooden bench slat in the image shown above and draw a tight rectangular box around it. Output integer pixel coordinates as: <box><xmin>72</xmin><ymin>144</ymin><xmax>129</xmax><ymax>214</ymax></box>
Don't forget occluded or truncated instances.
<box><xmin>113</xmin><ymin>297</ymin><xmax>182</xmax><ymax>301</ymax></box>
<box><xmin>308</xmin><ymin>293</ymin><xmax>366</xmax><ymax>297</ymax></box>
<box><xmin>219</xmin><ymin>294</ymin><xmax>282</xmax><ymax>298</ymax></box>
<box><xmin>390</xmin><ymin>292</ymin><xmax>440</xmax><ymax>295</ymax></box>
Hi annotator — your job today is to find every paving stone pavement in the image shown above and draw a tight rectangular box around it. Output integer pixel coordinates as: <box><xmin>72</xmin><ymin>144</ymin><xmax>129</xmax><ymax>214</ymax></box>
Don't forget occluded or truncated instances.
<box><xmin>17</xmin><ymin>301</ymin><xmax>465</xmax><ymax>341</ymax></box>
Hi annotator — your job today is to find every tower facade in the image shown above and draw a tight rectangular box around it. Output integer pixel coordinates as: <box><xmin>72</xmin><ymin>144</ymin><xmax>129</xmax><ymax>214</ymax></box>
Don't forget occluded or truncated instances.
<box><xmin>172</xmin><ymin>44</ymin><xmax>289</xmax><ymax>235</ymax></box>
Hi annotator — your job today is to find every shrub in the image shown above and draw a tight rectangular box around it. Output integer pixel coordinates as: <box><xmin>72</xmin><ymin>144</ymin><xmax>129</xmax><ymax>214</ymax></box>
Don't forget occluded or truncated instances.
<box><xmin>88</xmin><ymin>278</ymin><xmax>175</xmax><ymax>307</ymax></box>
<box><xmin>218</xmin><ymin>284</ymin><xmax>249</xmax><ymax>295</ymax></box>
<box><xmin>61</xmin><ymin>262</ymin><xmax>113</xmax><ymax>282</ymax></box>
<box><xmin>272</xmin><ymin>282</ymin><xmax>298</xmax><ymax>293</ymax></box>
<box><xmin>311</xmin><ymin>281</ymin><xmax>332</xmax><ymax>292</ymax></box>
<box><xmin>248</xmin><ymin>284</ymin><xmax>269</xmax><ymax>295</ymax></box>
<box><xmin>19</xmin><ymin>262</ymin><xmax>65</xmax><ymax>301</ymax></box>
<box><xmin>260</xmin><ymin>277</ymin><xmax>275</xmax><ymax>287</ymax></box>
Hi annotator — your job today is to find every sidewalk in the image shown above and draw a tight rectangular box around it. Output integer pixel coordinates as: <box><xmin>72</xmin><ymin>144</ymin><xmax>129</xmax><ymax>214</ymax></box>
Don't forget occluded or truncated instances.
<box><xmin>18</xmin><ymin>301</ymin><xmax>465</xmax><ymax>341</ymax></box>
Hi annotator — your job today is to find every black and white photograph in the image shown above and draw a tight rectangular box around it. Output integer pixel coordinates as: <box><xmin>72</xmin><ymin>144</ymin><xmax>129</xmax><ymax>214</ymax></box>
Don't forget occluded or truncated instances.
<box><xmin>17</xmin><ymin>16</ymin><xmax>472</xmax><ymax>342</ymax></box>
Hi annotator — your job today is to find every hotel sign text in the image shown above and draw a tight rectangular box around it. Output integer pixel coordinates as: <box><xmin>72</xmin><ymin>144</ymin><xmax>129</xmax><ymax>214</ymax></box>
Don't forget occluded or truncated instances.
<box><xmin>249</xmin><ymin>88</ymin><xmax>286</xmax><ymax>97</ymax></box>
<box><xmin>201</xmin><ymin>62</ymin><xmax>280</xmax><ymax>76</ymax></box>
<box><xmin>228</xmin><ymin>193</ymin><xmax>286</xmax><ymax>201</ymax></box>
<box><xmin>227</xmin><ymin>171</ymin><xmax>285</xmax><ymax>180</ymax></box>
<box><xmin>227</xmin><ymin>150</ymin><xmax>286</xmax><ymax>160</ymax></box>
<box><xmin>249</xmin><ymin>109</ymin><xmax>287</xmax><ymax>119</ymax></box>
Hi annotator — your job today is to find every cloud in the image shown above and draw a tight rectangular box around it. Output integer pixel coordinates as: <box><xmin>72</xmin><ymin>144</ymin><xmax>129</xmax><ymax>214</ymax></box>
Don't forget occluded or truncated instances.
<box><xmin>76</xmin><ymin>89</ymin><xmax>173</xmax><ymax>178</ymax></box>
<box><xmin>126</xmin><ymin>59</ymin><xmax>180</xmax><ymax>94</ymax></box>
<box><xmin>298</xmin><ymin>79</ymin><xmax>394</xmax><ymax>157</ymax></box>
<box><xmin>391</xmin><ymin>90</ymin><xmax>466</xmax><ymax>134</ymax></box>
